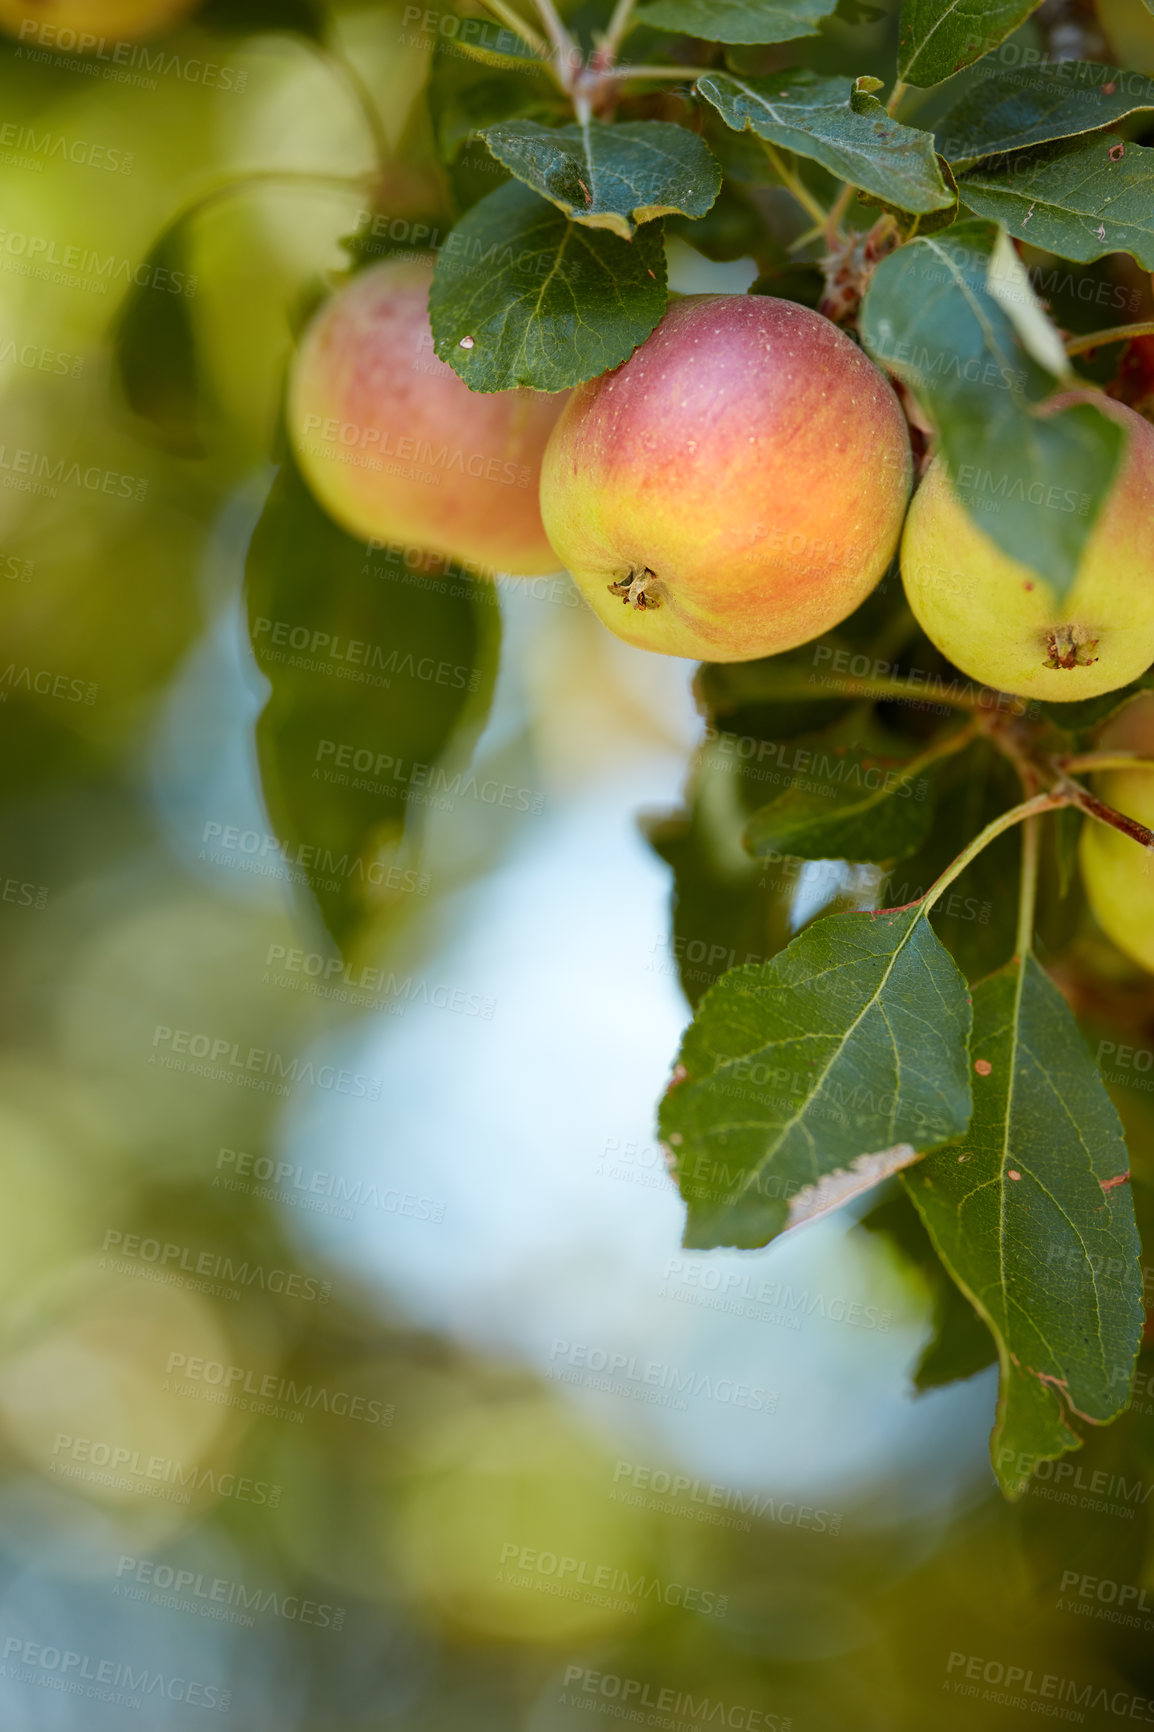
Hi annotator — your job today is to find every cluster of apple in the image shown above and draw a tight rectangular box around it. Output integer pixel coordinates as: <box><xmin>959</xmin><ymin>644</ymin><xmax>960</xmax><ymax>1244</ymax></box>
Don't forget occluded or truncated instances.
<box><xmin>292</xmin><ymin>259</ymin><xmax>1154</xmax><ymax>706</ymax></box>
<box><xmin>290</xmin><ymin>260</ymin><xmax>1154</xmax><ymax>975</ymax></box>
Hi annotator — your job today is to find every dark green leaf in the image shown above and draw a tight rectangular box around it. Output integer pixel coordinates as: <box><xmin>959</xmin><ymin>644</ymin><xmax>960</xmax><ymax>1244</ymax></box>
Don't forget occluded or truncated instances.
<box><xmin>195</xmin><ymin>0</ymin><xmax>325</xmax><ymax>36</ymax></box>
<box><xmin>836</xmin><ymin>0</ymin><xmax>886</xmax><ymax>20</ymax></box>
<box><xmin>876</xmin><ymin>737</ymin><xmax>1021</xmax><ymax>986</ymax></box>
<box><xmin>428</xmin><ymin>53</ymin><xmax>560</xmax><ymax>162</ymax></box>
<box><xmin>860</xmin><ymin>218</ymin><xmax>1126</xmax><ymax>598</ymax></box>
<box><xmin>959</xmin><ymin>136</ymin><xmax>1154</xmax><ymax>269</ymax></box>
<box><xmin>661</xmin><ymin>905</ymin><xmax>973</xmax><ymax>1249</ymax></box>
<box><xmin>429</xmin><ymin>180</ymin><xmax>666</xmax><ymax>391</ymax></box>
<box><xmin>698</xmin><ymin>68</ymin><xmax>954</xmax><ymax>213</ymax></box>
<box><xmin>645</xmin><ymin>750</ymin><xmax>799</xmax><ymax>1011</ymax></box>
<box><xmin>668</xmin><ymin>180</ymin><xmax>767</xmax><ymax>260</ymax></box>
<box><xmin>904</xmin><ymin>955</ymin><xmax>1143</xmax><ymax>1499</ymax></box>
<box><xmin>936</xmin><ymin>61</ymin><xmax>1154</xmax><ymax>166</ymax></box>
<box><xmin>635</xmin><ymin>0</ymin><xmax>837</xmax><ymax>45</ymax></box>
<box><xmin>112</xmin><ymin>224</ymin><xmax>205</xmax><ymax>457</ymax></box>
<box><xmin>860</xmin><ymin>1188</ymin><xmax>996</xmax><ymax>1391</ymax></box>
<box><xmin>898</xmin><ymin>0</ymin><xmax>1044</xmax><ymax>89</ymax></box>
<box><xmin>481</xmin><ymin>119</ymin><xmax>721</xmax><ymax>238</ymax></box>
<box><xmin>245</xmin><ymin>445</ymin><xmax>500</xmax><ymax>951</ymax></box>
<box><xmin>743</xmin><ymin>716</ymin><xmax>946</xmax><ymax>864</ymax></box>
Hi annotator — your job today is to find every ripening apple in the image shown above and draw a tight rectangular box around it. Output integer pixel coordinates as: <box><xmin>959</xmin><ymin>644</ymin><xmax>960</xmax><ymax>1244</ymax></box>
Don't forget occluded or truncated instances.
<box><xmin>1079</xmin><ymin>692</ymin><xmax>1154</xmax><ymax>972</ymax></box>
<box><xmin>0</xmin><ymin>0</ymin><xmax>199</xmax><ymax>39</ymax></box>
<box><xmin>289</xmin><ymin>259</ymin><xmax>565</xmax><ymax>577</ymax></box>
<box><xmin>901</xmin><ymin>392</ymin><xmax>1154</xmax><ymax>701</ymax></box>
<box><xmin>537</xmin><ymin>294</ymin><xmax>912</xmax><ymax>662</ymax></box>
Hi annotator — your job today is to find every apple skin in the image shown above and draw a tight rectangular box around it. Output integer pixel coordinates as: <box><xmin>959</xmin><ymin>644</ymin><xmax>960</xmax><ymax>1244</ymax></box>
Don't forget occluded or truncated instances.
<box><xmin>1079</xmin><ymin>692</ymin><xmax>1154</xmax><ymax>971</ymax></box>
<box><xmin>289</xmin><ymin>259</ymin><xmax>565</xmax><ymax>577</ymax></box>
<box><xmin>537</xmin><ymin>293</ymin><xmax>912</xmax><ymax>662</ymax></box>
<box><xmin>901</xmin><ymin>391</ymin><xmax>1154</xmax><ymax>702</ymax></box>
<box><xmin>0</xmin><ymin>0</ymin><xmax>199</xmax><ymax>39</ymax></box>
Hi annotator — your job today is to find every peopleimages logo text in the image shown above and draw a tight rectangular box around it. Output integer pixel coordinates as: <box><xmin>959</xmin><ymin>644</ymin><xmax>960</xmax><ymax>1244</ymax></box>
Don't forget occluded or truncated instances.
<box><xmin>1</xmin><ymin>1635</ymin><xmax>229</xmax><ymax>1711</ymax></box>
<box><xmin>149</xmin><ymin>1024</ymin><xmax>383</xmax><ymax>1098</ymax></box>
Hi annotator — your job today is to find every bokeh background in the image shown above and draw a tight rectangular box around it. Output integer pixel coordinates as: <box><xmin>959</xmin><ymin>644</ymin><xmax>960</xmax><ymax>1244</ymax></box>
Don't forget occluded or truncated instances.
<box><xmin>3</xmin><ymin>1</ymin><xmax>1154</xmax><ymax>1728</ymax></box>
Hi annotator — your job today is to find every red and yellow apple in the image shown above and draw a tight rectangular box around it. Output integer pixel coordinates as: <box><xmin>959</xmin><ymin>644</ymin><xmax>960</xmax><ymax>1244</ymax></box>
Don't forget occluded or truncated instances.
<box><xmin>537</xmin><ymin>293</ymin><xmax>912</xmax><ymax>662</ymax></box>
<box><xmin>0</xmin><ymin>0</ymin><xmax>199</xmax><ymax>39</ymax></box>
<box><xmin>290</xmin><ymin>259</ymin><xmax>565</xmax><ymax>576</ymax></box>
<box><xmin>901</xmin><ymin>392</ymin><xmax>1154</xmax><ymax>701</ymax></box>
<box><xmin>1079</xmin><ymin>692</ymin><xmax>1154</xmax><ymax>972</ymax></box>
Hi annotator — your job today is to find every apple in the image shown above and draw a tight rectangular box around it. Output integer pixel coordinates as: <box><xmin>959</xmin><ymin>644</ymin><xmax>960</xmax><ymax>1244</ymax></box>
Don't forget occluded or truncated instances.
<box><xmin>1079</xmin><ymin>692</ymin><xmax>1154</xmax><ymax>972</ymax></box>
<box><xmin>901</xmin><ymin>392</ymin><xmax>1154</xmax><ymax>701</ymax></box>
<box><xmin>537</xmin><ymin>293</ymin><xmax>912</xmax><ymax>662</ymax></box>
<box><xmin>289</xmin><ymin>259</ymin><xmax>565</xmax><ymax>577</ymax></box>
<box><xmin>0</xmin><ymin>0</ymin><xmax>199</xmax><ymax>40</ymax></box>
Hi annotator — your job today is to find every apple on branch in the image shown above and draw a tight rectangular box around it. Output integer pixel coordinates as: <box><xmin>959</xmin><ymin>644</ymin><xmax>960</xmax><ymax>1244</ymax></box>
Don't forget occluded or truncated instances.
<box><xmin>289</xmin><ymin>259</ymin><xmax>566</xmax><ymax>578</ymax></box>
<box><xmin>901</xmin><ymin>393</ymin><xmax>1154</xmax><ymax>703</ymax></box>
<box><xmin>538</xmin><ymin>294</ymin><xmax>913</xmax><ymax>663</ymax></box>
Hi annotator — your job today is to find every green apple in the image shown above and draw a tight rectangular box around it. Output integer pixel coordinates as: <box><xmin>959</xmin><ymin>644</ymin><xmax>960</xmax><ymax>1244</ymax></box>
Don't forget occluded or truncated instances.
<box><xmin>1079</xmin><ymin>692</ymin><xmax>1154</xmax><ymax>972</ymax></box>
<box><xmin>0</xmin><ymin>0</ymin><xmax>199</xmax><ymax>39</ymax></box>
<box><xmin>902</xmin><ymin>392</ymin><xmax>1154</xmax><ymax>701</ymax></box>
<box><xmin>537</xmin><ymin>293</ymin><xmax>912</xmax><ymax>662</ymax></box>
<box><xmin>289</xmin><ymin>259</ymin><xmax>565</xmax><ymax>577</ymax></box>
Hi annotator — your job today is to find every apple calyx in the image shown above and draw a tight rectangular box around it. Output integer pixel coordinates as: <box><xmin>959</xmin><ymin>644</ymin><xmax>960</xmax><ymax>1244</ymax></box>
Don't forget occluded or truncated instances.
<box><xmin>608</xmin><ymin>568</ymin><xmax>662</xmax><ymax>611</ymax></box>
<box><xmin>1044</xmin><ymin>625</ymin><xmax>1100</xmax><ymax>671</ymax></box>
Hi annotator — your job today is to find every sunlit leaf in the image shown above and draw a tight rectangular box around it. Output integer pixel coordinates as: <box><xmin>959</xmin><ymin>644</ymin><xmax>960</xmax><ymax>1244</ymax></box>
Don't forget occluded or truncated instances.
<box><xmin>661</xmin><ymin>905</ymin><xmax>973</xmax><ymax>1249</ymax></box>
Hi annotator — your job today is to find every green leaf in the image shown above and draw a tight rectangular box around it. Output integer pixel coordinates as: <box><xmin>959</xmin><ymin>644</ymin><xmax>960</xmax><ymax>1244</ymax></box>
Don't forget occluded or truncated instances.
<box><xmin>904</xmin><ymin>955</ymin><xmax>1143</xmax><ymax>1499</ymax></box>
<box><xmin>661</xmin><ymin>905</ymin><xmax>973</xmax><ymax>1249</ymax></box>
<box><xmin>245</xmin><ymin>444</ymin><xmax>500</xmax><ymax>952</ymax></box>
<box><xmin>936</xmin><ymin>61</ymin><xmax>1154</xmax><ymax>166</ymax></box>
<box><xmin>635</xmin><ymin>0</ymin><xmax>837</xmax><ymax>45</ymax></box>
<box><xmin>860</xmin><ymin>1188</ymin><xmax>996</xmax><ymax>1391</ymax></box>
<box><xmin>879</xmin><ymin>738</ymin><xmax>1021</xmax><ymax>987</ymax></box>
<box><xmin>743</xmin><ymin>717</ymin><xmax>944</xmax><ymax>864</ymax></box>
<box><xmin>195</xmin><ymin>0</ymin><xmax>325</xmax><ymax>35</ymax></box>
<box><xmin>645</xmin><ymin>750</ymin><xmax>799</xmax><ymax>1011</ymax></box>
<box><xmin>898</xmin><ymin>0</ymin><xmax>1044</xmax><ymax>89</ymax></box>
<box><xmin>481</xmin><ymin>119</ymin><xmax>721</xmax><ymax>239</ymax></box>
<box><xmin>428</xmin><ymin>53</ymin><xmax>560</xmax><ymax>163</ymax></box>
<box><xmin>429</xmin><ymin>180</ymin><xmax>666</xmax><ymax>392</ymax></box>
<box><xmin>112</xmin><ymin>224</ymin><xmax>205</xmax><ymax>457</ymax></box>
<box><xmin>959</xmin><ymin>136</ymin><xmax>1154</xmax><ymax>269</ymax></box>
<box><xmin>432</xmin><ymin>17</ymin><xmax>547</xmax><ymax>70</ymax></box>
<box><xmin>697</xmin><ymin>68</ymin><xmax>954</xmax><ymax>214</ymax></box>
<box><xmin>668</xmin><ymin>179</ymin><xmax>767</xmax><ymax>261</ymax></box>
<box><xmin>859</xmin><ymin>217</ymin><xmax>1125</xmax><ymax>597</ymax></box>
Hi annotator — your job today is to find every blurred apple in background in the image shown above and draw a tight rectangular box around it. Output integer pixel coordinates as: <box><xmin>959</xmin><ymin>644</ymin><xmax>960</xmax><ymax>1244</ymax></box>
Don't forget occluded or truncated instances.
<box><xmin>290</xmin><ymin>259</ymin><xmax>566</xmax><ymax>576</ymax></box>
